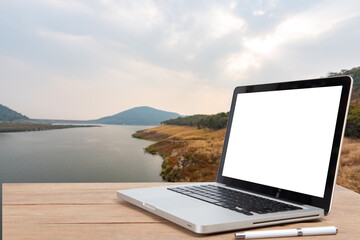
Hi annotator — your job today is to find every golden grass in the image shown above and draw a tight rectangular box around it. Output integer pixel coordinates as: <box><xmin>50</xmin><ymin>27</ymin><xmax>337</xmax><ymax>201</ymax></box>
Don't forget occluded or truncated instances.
<box><xmin>137</xmin><ymin>125</ymin><xmax>225</xmax><ymax>140</ymax></box>
<box><xmin>136</xmin><ymin>125</ymin><xmax>360</xmax><ymax>193</ymax></box>
<box><xmin>337</xmin><ymin>137</ymin><xmax>360</xmax><ymax>193</ymax></box>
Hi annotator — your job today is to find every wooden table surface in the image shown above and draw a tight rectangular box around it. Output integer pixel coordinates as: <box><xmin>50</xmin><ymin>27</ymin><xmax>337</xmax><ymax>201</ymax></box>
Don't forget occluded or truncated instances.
<box><xmin>3</xmin><ymin>182</ymin><xmax>360</xmax><ymax>240</ymax></box>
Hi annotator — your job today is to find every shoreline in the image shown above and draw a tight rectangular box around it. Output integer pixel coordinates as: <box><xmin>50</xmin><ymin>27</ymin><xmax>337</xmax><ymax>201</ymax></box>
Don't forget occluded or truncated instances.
<box><xmin>0</xmin><ymin>122</ymin><xmax>100</xmax><ymax>133</ymax></box>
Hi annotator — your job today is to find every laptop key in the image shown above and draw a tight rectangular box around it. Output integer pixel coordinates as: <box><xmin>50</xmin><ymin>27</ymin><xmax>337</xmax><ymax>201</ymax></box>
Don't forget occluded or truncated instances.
<box><xmin>213</xmin><ymin>202</ymin><xmax>232</xmax><ymax>208</ymax></box>
<box><xmin>234</xmin><ymin>207</ymin><xmax>253</xmax><ymax>216</ymax></box>
<box><xmin>186</xmin><ymin>193</ymin><xmax>220</xmax><ymax>204</ymax></box>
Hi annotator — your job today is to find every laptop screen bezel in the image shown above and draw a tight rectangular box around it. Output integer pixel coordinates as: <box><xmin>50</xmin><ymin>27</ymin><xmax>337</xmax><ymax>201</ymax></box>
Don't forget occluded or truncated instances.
<box><xmin>216</xmin><ymin>76</ymin><xmax>352</xmax><ymax>215</ymax></box>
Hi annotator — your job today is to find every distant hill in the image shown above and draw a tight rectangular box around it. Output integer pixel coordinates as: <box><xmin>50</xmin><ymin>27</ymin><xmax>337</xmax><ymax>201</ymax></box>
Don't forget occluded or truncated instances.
<box><xmin>0</xmin><ymin>104</ymin><xmax>29</xmax><ymax>121</ymax></box>
<box><xmin>93</xmin><ymin>106</ymin><xmax>180</xmax><ymax>125</ymax></box>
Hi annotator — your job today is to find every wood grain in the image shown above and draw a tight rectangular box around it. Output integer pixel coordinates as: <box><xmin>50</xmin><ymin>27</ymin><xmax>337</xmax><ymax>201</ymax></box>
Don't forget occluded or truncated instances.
<box><xmin>3</xmin><ymin>183</ymin><xmax>360</xmax><ymax>240</ymax></box>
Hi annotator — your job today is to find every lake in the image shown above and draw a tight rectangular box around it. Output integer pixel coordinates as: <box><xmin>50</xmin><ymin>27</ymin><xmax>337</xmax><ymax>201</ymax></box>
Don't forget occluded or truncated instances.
<box><xmin>0</xmin><ymin>125</ymin><xmax>164</xmax><ymax>183</ymax></box>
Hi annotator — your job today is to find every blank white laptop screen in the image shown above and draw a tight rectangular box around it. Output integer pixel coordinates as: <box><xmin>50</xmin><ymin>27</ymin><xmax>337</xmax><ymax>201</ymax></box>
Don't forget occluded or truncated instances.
<box><xmin>222</xmin><ymin>86</ymin><xmax>343</xmax><ymax>198</ymax></box>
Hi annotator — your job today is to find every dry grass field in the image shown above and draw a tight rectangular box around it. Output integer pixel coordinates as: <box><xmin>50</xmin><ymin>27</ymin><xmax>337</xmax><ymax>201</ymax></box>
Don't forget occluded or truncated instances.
<box><xmin>336</xmin><ymin>137</ymin><xmax>360</xmax><ymax>193</ymax></box>
<box><xmin>134</xmin><ymin>125</ymin><xmax>360</xmax><ymax>194</ymax></box>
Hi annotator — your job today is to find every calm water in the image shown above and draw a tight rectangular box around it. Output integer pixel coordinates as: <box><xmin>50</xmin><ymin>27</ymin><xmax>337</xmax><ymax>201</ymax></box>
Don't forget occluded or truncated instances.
<box><xmin>0</xmin><ymin>125</ymin><xmax>164</xmax><ymax>183</ymax></box>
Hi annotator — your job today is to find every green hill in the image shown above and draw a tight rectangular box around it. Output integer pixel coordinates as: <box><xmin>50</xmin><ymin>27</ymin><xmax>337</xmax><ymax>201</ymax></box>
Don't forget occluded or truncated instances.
<box><xmin>162</xmin><ymin>112</ymin><xmax>229</xmax><ymax>130</ymax></box>
<box><xmin>0</xmin><ymin>104</ymin><xmax>29</xmax><ymax>121</ymax></box>
<box><xmin>94</xmin><ymin>106</ymin><xmax>180</xmax><ymax>125</ymax></box>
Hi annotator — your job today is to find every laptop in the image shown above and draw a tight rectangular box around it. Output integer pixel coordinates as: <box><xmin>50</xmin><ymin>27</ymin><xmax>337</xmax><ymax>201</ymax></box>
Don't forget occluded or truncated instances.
<box><xmin>117</xmin><ymin>76</ymin><xmax>353</xmax><ymax>234</ymax></box>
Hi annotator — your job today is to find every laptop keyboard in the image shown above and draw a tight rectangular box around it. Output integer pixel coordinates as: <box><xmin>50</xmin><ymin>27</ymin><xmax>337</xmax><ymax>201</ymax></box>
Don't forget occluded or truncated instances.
<box><xmin>168</xmin><ymin>185</ymin><xmax>302</xmax><ymax>216</ymax></box>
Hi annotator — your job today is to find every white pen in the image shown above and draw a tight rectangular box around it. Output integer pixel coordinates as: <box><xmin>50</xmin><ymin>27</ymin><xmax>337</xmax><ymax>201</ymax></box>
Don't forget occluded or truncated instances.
<box><xmin>234</xmin><ymin>226</ymin><xmax>338</xmax><ymax>239</ymax></box>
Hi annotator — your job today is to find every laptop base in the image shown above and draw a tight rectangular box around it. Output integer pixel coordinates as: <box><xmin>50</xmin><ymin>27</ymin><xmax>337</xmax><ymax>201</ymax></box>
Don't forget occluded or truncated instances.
<box><xmin>117</xmin><ymin>183</ymin><xmax>324</xmax><ymax>234</ymax></box>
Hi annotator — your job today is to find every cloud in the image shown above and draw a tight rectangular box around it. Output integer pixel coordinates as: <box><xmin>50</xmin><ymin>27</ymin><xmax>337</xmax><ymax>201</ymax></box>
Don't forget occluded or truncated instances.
<box><xmin>38</xmin><ymin>0</ymin><xmax>93</xmax><ymax>13</ymax></box>
<box><xmin>206</xmin><ymin>9</ymin><xmax>246</xmax><ymax>39</ymax></box>
<box><xmin>246</xmin><ymin>0</ymin><xmax>360</xmax><ymax>55</ymax></box>
<box><xmin>220</xmin><ymin>0</ymin><xmax>360</xmax><ymax>81</ymax></box>
<box><xmin>160</xmin><ymin>4</ymin><xmax>246</xmax><ymax>52</ymax></box>
<box><xmin>219</xmin><ymin>52</ymin><xmax>261</xmax><ymax>80</ymax></box>
<box><xmin>97</xmin><ymin>0</ymin><xmax>164</xmax><ymax>32</ymax></box>
<box><xmin>38</xmin><ymin>30</ymin><xmax>96</xmax><ymax>46</ymax></box>
<box><xmin>253</xmin><ymin>10</ymin><xmax>265</xmax><ymax>16</ymax></box>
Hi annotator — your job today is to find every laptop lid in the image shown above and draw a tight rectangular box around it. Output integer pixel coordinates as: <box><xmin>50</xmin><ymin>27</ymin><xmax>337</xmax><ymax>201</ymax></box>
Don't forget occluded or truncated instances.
<box><xmin>217</xmin><ymin>76</ymin><xmax>352</xmax><ymax>215</ymax></box>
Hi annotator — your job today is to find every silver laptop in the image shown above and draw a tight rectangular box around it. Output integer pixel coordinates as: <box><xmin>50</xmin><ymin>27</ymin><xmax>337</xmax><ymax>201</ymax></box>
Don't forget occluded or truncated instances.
<box><xmin>117</xmin><ymin>76</ymin><xmax>353</xmax><ymax>234</ymax></box>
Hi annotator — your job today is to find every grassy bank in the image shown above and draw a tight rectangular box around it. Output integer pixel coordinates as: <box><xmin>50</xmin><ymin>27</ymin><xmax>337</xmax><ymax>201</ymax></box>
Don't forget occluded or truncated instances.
<box><xmin>133</xmin><ymin>125</ymin><xmax>225</xmax><ymax>182</ymax></box>
<box><xmin>134</xmin><ymin>125</ymin><xmax>360</xmax><ymax>194</ymax></box>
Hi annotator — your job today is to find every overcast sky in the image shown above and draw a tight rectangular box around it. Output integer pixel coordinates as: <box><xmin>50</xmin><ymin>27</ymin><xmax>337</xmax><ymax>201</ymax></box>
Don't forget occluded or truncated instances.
<box><xmin>1</xmin><ymin>0</ymin><xmax>360</xmax><ymax>120</ymax></box>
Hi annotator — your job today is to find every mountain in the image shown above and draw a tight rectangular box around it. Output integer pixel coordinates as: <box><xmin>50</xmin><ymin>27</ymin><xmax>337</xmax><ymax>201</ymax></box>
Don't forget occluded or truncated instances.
<box><xmin>0</xmin><ymin>104</ymin><xmax>30</xmax><ymax>121</ymax></box>
<box><xmin>94</xmin><ymin>106</ymin><xmax>180</xmax><ymax>125</ymax></box>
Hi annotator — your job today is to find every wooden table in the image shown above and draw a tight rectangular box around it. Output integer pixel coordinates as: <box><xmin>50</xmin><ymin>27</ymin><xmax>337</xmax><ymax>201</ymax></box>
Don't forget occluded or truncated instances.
<box><xmin>3</xmin><ymin>183</ymin><xmax>360</xmax><ymax>240</ymax></box>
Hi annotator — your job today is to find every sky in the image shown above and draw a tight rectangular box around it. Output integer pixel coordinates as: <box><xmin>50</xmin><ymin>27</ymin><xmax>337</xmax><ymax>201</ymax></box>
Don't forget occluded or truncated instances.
<box><xmin>1</xmin><ymin>0</ymin><xmax>360</xmax><ymax>120</ymax></box>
